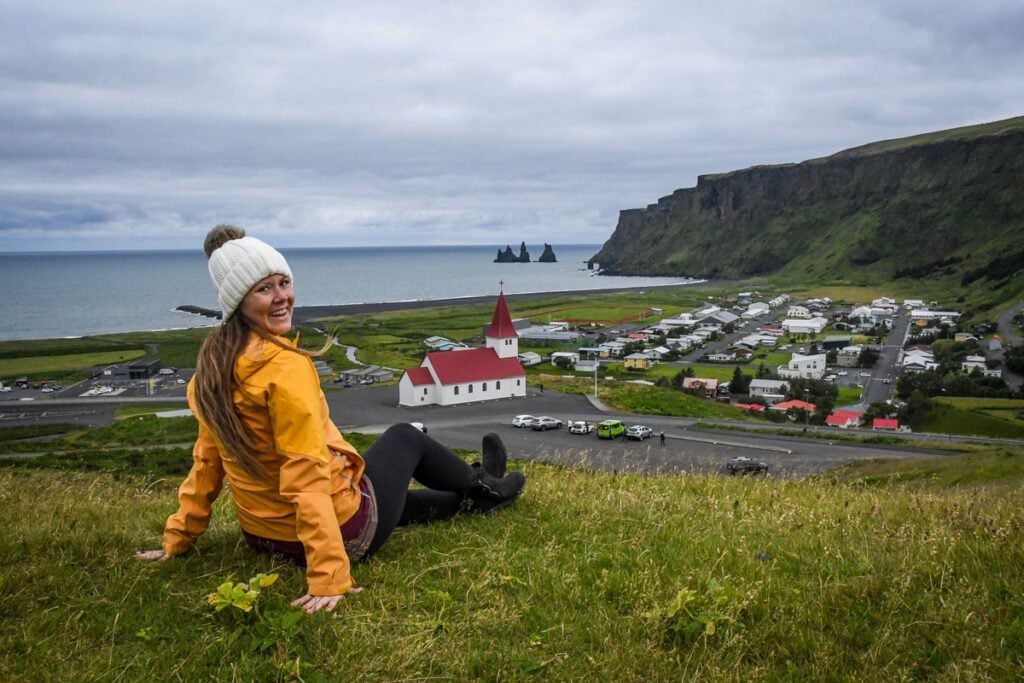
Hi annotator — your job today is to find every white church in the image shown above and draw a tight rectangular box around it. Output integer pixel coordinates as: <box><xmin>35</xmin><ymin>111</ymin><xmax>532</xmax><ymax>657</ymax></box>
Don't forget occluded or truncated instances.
<box><xmin>398</xmin><ymin>292</ymin><xmax>527</xmax><ymax>407</ymax></box>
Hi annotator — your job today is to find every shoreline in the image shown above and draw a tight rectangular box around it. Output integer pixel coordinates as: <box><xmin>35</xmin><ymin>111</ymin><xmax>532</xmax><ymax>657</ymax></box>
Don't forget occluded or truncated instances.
<box><xmin>292</xmin><ymin>280</ymin><xmax>716</xmax><ymax>322</ymax></box>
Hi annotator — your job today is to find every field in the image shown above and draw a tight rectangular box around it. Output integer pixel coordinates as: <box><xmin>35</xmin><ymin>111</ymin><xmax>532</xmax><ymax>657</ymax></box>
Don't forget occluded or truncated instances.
<box><xmin>2</xmin><ymin>442</ymin><xmax>1023</xmax><ymax>680</ymax></box>
<box><xmin>0</xmin><ymin>349</ymin><xmax>146</xmax><ymax>381</ymax></box>
<box><xmin>314</xmin><ymin>288</ymin><xmax>718</xmax><ymax>369</ymax></box>
<box><xmin>916</xmin><ymin>397</ymin><xmax>1024</xmax><ymax>439</ymax></box>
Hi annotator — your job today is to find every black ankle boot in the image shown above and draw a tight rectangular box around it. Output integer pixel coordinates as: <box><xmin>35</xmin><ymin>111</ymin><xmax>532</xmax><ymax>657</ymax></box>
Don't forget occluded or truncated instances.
<box><xmin>481</xmin><ymin>433</ymin><xmax>507</xmax><ymax>478</ymax></box>
<box><xmin>463</xmin><ymin>470</ymin><xmax>526</xmax><ymax>514</ymax></box>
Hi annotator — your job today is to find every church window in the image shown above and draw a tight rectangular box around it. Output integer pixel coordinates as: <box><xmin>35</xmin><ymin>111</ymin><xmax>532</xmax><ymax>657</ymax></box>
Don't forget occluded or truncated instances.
<box><xmin>496</xmin><ymin>380</ymin><xmax>501</xmax><ymax>389</ymax></box>
<box><xmin>483</xmin><ymin>382</ymin><xmax>487</xmax><ymax>391</ymax></box>
<box><xmin>468</xmin><ymin>384</ymin><xmax>473</xmax><ymax>393</ymax></box>
<box><xmin>454</xmin><ymin>386</ymin><xmax>459</xmax><ymax>395</ymax></box>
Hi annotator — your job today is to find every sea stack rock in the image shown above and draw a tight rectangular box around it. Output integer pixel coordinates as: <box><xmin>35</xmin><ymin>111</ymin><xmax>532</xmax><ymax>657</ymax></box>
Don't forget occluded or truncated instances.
<box><xmin>538</xmin><ymin>243</ymin><xmax>557</xmax><ymax>262</ymax></box>
<box><xmin>494</xmin><ymin>242</ymin><xmax>531</xmax><ymax>263</ymax></box>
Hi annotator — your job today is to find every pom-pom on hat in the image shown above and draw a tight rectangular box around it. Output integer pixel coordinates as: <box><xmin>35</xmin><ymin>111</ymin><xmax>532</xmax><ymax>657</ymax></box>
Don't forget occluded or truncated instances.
<box><xmin>204</xmin><ymin>225</ymin><xmax>293</xmax><ymax>321</ymax></box>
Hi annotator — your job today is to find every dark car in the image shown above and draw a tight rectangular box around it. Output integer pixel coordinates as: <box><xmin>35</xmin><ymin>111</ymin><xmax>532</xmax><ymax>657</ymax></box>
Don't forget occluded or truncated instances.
<box><xmin>725</xmin><ymin>456</ymin><xmax>769</xmax><ymax>475</ymax></box>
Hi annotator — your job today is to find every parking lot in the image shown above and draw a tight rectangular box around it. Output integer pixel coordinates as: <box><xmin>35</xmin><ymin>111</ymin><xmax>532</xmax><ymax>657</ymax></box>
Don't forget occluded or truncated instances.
<box><xmin>325</xmin><ymin>386</ymin><xmax>953</xmax><ymax>479</ymax></box>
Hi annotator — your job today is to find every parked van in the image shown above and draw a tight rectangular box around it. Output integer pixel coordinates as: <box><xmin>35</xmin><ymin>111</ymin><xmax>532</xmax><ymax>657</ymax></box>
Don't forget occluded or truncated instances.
<box><xmin>597</xmin><ymin>419</ymin><xmax>626</xmax><ymax>439</ymax></box>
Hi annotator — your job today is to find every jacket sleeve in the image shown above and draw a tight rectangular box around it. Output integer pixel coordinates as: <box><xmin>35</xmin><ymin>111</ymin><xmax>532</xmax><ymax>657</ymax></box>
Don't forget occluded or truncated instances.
<box><xmin>162</xmin><ymin>425</ymin><xmax>225</xmax><ymax>556</ymax></box>
<box><xmin>269</xmin><ymin>357</ymin><xmax>355</xmax><ymax>595</ymax></box>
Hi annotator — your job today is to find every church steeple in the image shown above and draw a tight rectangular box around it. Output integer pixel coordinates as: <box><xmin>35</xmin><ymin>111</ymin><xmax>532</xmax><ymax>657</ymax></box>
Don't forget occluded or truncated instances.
<box><xmin>485</xmin><ymin>290</ymin><xmax>519</xmax><ymax>359</ymax></box>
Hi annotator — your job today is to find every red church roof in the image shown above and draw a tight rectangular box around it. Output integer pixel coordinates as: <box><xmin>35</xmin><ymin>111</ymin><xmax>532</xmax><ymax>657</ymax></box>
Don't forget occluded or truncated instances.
<box><xmin>406</xmin><ymin>367</ymin><xmax>435</xmax><ymax>386</ymax></box>
<box><xmin>485</xmin><ymin>292</ymin><xmax>518</xmax><ymax>339</ymax></box>
<box><xmin>425</xmin><ymin>348</ymin><xmax>525</xmax><ymax>385</ymax></box>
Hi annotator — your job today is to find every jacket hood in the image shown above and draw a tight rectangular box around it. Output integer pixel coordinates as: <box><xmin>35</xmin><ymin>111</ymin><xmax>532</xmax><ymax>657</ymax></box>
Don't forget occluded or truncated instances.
<box><xmin>236</xmin><ymin>331</ymin><xmax>300</xmax><ymax>384</ymax></box>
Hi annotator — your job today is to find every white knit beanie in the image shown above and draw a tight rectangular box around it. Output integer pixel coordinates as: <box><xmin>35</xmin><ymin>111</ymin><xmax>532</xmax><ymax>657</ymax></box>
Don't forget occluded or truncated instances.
<box><xmin>207</xmin><ymin>236</ymin><xmax>293</xmax><ymax>320</ymax></box>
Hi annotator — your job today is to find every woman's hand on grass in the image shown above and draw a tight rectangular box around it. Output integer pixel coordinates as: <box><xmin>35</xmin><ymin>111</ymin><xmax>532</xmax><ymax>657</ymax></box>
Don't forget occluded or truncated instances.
<box><xmin>134</xmin><ymin>549</ymin><xmax>169</xmax><ymax>561</ymax></box>
<box><xmin>292</xmin><ymin>587</ymin><xmax>363</xmax><ymax>614</ymax></box>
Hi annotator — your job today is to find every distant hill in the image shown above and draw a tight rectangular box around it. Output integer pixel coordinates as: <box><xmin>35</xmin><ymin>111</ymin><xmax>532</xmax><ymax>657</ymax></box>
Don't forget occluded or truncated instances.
<box><xmin>591</xmin><ymin>116</ymin><xmax>1024</xmax><ymax>312</ymax></box>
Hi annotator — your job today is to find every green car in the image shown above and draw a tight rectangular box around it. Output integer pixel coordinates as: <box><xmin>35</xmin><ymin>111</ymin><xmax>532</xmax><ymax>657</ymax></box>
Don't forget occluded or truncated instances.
<box><xmin>597</xmin><ymin>419</ymin><xmax>626</xmax><ymax>439</ymax></box>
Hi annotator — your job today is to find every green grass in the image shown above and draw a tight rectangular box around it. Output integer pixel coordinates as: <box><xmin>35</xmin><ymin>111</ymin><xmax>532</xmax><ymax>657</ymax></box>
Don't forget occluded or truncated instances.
<box><xmin>2</xmin><ymin>450</ymin><xmax>1023</xmax><ymax>680</ymax></box>
<box><xmin>836</xmin><ymin>386</ymin><xmax>864</xmax><ymax>404</ymax></box>
<box><xmin>0</xmin><ymin>349</ymin><xmax>147</xmax><ymax>382</ymax></box>
<box><xmin>830</xmin><ymin>448</ymin><xmax>1024</xmax><ymax>490</ymax></box>
<box><xmin>913</xmin><ymin>400</ymin><xmax>1024</xmax><ymax>439</ymax></box>
<box><xmin>114</xmin><ymin>403</ymin><xmax>192</xmax><ymax>418</ymax></box>
<box><xmin>314</xmin><ymin>288</ymin><xmax>715</xmax><ymax>370</ymax></box>
<box><xmin>534</xmin><ymin>374</ymin><xmax>753</xmax><ymax>420</ymax></box>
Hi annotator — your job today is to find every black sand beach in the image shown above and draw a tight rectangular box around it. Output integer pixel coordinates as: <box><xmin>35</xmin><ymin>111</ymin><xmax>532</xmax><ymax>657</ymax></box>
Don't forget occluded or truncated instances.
<box><xmin>176</xmin><ymin>281</ymin><xmax>715</xmax><ymax>324</ymax></box>
<box><xmin>291</xmin><ymin>281</ymin><xmax>713</xmax><ymax>323</ymax></box>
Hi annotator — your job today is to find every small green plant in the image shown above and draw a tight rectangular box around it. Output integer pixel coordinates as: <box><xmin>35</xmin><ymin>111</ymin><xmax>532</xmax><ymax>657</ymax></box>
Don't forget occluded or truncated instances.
<box><xmin>206</xmin><ymin>572</ymin><xmax>310</xmax><ymax>656</ymax></box>
<box><xmin>207</xmin><ymin>572</ymin><xmax>279</xmax><ymax>613</ymax></box>
<box><xmin>645</xmin><ymin>579</ymin><xmax>744</xmax><ymax>645</ymax></box>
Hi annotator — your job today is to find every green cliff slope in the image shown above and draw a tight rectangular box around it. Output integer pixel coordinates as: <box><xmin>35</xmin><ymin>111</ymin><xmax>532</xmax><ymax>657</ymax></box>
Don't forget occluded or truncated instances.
<box><xmin>591</xmin><ymin>116</ymin><xmax>1024</xmax><ymax>307</ymax></box>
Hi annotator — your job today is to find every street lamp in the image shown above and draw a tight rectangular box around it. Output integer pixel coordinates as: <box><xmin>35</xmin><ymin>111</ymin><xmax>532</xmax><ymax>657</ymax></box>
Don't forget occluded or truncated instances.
<box><xmin>803</xmin><ymin>388</ymin><xmax>810</xmax><ymax>432</ymax></box>
<box><xmin>594</xmin><ymin>361</ymin><xmax>599</xmax><ymax>398</ymax></box>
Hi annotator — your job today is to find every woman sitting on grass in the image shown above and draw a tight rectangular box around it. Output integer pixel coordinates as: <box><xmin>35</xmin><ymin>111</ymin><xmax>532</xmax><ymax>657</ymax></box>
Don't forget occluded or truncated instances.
<box><xmin>135</xmin><ymin>225</ymin><xmax>525</xmax><ymax>613</ymax></box>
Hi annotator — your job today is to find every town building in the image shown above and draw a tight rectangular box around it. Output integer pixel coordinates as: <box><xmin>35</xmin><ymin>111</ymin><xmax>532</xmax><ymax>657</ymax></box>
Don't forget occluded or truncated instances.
<box><xmin>778</xmin><ymin>353</ymin><xmax>827</xmax><ymax>380</ymax></box>
<box><xmin>398</xmin><ymin>293</ymin><xmax>526</xmax><ymax>407</ymax></box>
<box><xmin>749</xmin><ymin>379</ymin><xmax>789</xmax><ymax>404</ymax></box>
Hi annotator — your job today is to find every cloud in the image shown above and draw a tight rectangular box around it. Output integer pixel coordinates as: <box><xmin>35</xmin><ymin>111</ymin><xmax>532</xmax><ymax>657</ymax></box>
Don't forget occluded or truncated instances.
<box><xmin>1</xmin><ymin>0</ymin><xmax>1022</xmax><ymax>250</ymax></box>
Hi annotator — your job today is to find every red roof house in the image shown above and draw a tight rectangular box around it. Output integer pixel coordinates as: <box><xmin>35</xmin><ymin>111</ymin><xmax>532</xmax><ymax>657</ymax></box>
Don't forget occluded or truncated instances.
<box><xmin>873</xmin><ymin>418</ymin><xmax>899</xmax><ymax>430</ymax></box>
<box><xmin>826</xmin><ymin>410</ymin><xmax>863</xmax><ymax>428</ymax></box>
<box><xmin>769</xmin><ymin>399</ymin><xmax>817</xmax><ymax>413</ymax></box>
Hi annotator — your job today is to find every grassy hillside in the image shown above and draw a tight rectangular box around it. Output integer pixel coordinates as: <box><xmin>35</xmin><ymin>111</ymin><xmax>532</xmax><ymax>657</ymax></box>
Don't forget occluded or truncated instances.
<box><xmin>591</xmin><ymin>116</ymin><xmax>1024</xmax><ymax>323</ymax></box>
<box><xmin>2</xmin><ymin>447</ymin><xmax>1023</xmax><ymax>680</ymax></box>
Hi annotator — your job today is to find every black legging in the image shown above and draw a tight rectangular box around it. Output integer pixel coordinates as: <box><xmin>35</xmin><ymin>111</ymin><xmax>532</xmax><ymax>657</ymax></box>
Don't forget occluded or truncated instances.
<box><xmin>362</xmin><ymin>423</ymin><xmax>477</xmax><ymax>558</ymax></box>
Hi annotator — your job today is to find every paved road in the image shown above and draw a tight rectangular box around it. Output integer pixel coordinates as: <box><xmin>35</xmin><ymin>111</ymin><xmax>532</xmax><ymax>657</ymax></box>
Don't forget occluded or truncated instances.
<box><xmin>324</xmin><ymin>385</ymin><xmax>962</xmax><ymax>478</ymax></box>
<box><xmin>996</xmin><ymin>301</ymin><xmax>1024</xmax><ymax>347</ymax></box>
<box><xmin>852</xmin><ymin>309</ymin><xmax>909</xmax><ymax>408</ymax></box>
<box><xmin>6</xmin><ymin>383</ymin><xmax>1011</xmax><ymax>479</ymax></box>
<box><xmin>994</xmin><ymin>301</ymin><xmax>1023</xmax><ymax>391</ymax></box>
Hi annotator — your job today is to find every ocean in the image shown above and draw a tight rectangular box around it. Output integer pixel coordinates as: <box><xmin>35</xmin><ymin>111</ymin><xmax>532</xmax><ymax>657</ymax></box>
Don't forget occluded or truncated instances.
<box><xmin>1</xmin><ymin>244</ymin><xmax>698</xmax><ymax>341</ymax></box>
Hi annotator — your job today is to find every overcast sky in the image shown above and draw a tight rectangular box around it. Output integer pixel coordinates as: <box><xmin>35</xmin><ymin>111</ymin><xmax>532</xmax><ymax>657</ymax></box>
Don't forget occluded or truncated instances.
<box><xmin>1</xmin><ymin>1</ymin><xmax>1022</xmax><ymax>252</ymax></box>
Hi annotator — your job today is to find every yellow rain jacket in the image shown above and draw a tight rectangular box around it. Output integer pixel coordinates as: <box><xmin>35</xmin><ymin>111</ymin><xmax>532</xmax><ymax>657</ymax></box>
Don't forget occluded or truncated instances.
<box><xmin>162</xmin><ymin>332</ymin><xmax>365</xmax><ymax>595</ymax></box>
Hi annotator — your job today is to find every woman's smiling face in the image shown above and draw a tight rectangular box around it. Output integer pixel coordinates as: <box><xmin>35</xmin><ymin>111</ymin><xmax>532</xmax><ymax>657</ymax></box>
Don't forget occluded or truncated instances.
<box><xmin>239</xmin><ymin>273</ymin><xmax>294</xmax><ymax>335</ymax></box>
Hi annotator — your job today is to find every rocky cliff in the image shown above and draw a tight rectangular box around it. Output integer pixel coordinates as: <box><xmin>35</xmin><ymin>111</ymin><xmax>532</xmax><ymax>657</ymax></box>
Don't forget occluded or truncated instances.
<box><xmin>590</xmin><ymin>117</ymin><xmax>1024</xmax><ymax>286</ymax></box>
<box><xmin>495</xmin><ymin>241</ymin><xmax>531</xmax><ymax>263</ymax></box>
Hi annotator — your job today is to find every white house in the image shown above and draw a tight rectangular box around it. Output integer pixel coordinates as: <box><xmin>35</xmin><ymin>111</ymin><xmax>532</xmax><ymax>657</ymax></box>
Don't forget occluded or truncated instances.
<box><xmin>749</xmin><ymin>379</ymin><xmax>789</xmax><ymax>404</ymax></box>
<box><xmin>778</xmin><ymin>353</ymin><xmax>827</xmax><ymax>380</ymax></box>
<box><xmin>518</xmin><ymin>352</ymin><xmax>542</xmax><ymax>367</ymax></box>
<box><xmin>787</xmin><ymin>305</ymin><xmax>811</xmax><ymax>318</ymax></box>
<box><xmin>742</xmin><ymin>302</ymin><xmax>771</xmax><ymax>319</ymax></box>
<box><xmin>781</xmin><ymin>317</ymin><xmax>829</xmax><ymax>335</ymax></box>
<box><xmin>550</xmin><ymin>351</ymin><xmax>580</xmax><ymax>366</ymax></box>
<box><xmin>700</xmin><ymin>310</ymin><xmax>740</xmax><ymax>328</ymax></box>
<box><xmin>901</xmin><ymin>349</ymin><xmax>938</xmax><ymax>373</ymax></box>
<box><xmin>398</xmin><ymin>293</ymin><xmax>526</xmax><ymax>407</ymax></box>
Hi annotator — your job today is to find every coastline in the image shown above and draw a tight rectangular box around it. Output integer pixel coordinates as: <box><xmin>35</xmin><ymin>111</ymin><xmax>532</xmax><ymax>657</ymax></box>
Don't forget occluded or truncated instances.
<box><xmin>291</xmin><ymin>280</ymin><xmax>714</xmax><ymax>323</ymax></box>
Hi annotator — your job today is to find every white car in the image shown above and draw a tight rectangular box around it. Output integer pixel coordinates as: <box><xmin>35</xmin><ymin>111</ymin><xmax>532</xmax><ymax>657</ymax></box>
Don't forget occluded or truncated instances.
<box><xmin>568</xmin><ymin>421</ymin><xmax>594</xmax><ymax>435</ymax></box>
<box><xmin>512</xmin><ymin>415</ymin><xmax>535</xmax><ymax>428</ymax></box>
<box><xmin>531</xmin><ymin>416</ymin><xmax>563</xmax><ymax>431</ymax></box>
<box><xmin>626</xmin><ymin>425</ymin><xmax>653</xmax><ymax>440</ymax></box>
